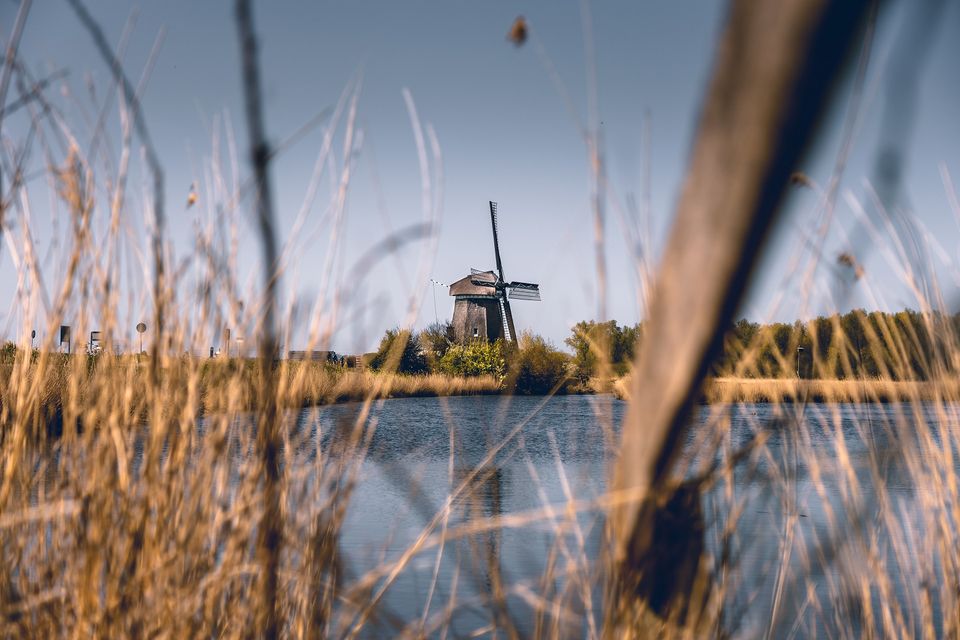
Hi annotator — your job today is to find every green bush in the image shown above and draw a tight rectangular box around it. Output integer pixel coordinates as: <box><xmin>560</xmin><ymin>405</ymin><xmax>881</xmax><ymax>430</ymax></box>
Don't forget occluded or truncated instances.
<box><xmin>438</xmin><ymin>339</ymin><xmax>506</xmax><ymax>378</ymax></box>
<box><xmin>369</xmin><ymin>329</ymin><xmax>428</xmax><ymax>375</ymax></box>
<box><xmin>507</xmin><ymin>333</ymin><xmax>570</xmax><ymax>395</ymax></box>
<box><xmin>0</xmin><ymin>341</ymin><xmax>17</xmax><ymax>364</ymax></box>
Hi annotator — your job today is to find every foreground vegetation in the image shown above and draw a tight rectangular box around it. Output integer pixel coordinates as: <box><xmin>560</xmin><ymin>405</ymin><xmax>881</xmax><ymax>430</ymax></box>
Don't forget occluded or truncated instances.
<box><xmin>2</xmin><ymin>1</ymin><xmax>957</xmax><ymax>637</ymax></box>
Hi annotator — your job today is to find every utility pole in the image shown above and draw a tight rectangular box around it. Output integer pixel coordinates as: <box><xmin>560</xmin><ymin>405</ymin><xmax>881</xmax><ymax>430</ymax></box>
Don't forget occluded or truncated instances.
<box><xmin>136</xmin><ymin>322</ymin><xmax>147</xmax><ymax>355</ymax></box>
<box><xmin>429</xmin><ymin>278</ymin><xmax>445</xmax><ymax>325</ymax></box>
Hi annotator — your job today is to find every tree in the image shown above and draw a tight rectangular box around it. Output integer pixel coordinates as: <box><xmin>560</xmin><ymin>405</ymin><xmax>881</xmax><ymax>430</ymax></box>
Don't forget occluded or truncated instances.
<box><xmin>417</xmin><ymin>321</ymin><xmax>454</xmax><ymax>368</ymax></box>
<box><xmin>565</xmin><ymin>320</ymin><xmax>641</xmax><ymax>381</ymax></box>
<box><xmin>369</xmin><ymin>329</ymin><xmax>428</xmax><ymax>375</ymax></box>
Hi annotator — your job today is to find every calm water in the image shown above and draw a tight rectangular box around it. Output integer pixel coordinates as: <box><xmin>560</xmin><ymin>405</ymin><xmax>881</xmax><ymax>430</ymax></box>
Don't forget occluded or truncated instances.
<box><xmin>277</xmin><ymin>396</ymin><xmax>959</xmax><ymax>637</ymax></box>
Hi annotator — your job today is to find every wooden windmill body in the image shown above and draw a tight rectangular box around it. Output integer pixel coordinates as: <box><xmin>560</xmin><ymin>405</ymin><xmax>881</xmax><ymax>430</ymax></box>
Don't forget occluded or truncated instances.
<box><xmin>448</xmin><ymin>202</ymin><xmax>540</xmax><ymax>343</ymax></box>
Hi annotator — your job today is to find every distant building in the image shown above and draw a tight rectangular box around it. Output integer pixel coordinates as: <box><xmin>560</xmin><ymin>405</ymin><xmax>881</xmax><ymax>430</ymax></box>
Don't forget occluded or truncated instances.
<box><xmin>287</xmin><ymin>350</ymin><xmax>337</xmax><ymax>362</ymax></box>
<box><xmin>446</xmin><ymin>202</ymin><xmax>541</xmax><ymax>344</ymax></box>
<box><xmin>448</xmin><ymin>271</ymin><xmax>508</xmax><ymax>342</ymax></box>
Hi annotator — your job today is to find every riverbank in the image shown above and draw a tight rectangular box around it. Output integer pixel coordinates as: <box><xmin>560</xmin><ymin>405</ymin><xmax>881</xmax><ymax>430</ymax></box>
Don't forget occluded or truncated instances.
<box><xmin>10</xmin><ymin>355</ymin><xmax>959</xmax><ymax>432</ymax></box>
<box><xmin>0</xmin><ymin>358</ymin><xmax>502</xmax><ymax>428</ymax></box>
<box><xmin>288</xmin><ymin>368</ymin><xmax>501</xmax><ymax>404</ymax></box>
<box><xmin>612</xmin><ymin>375</ymin><xmax>960</xmax><ymax>403</ymax></box>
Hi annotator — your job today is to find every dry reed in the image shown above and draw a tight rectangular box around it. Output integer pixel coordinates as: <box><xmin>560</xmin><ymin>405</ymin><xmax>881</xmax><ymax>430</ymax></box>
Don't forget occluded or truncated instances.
<box><xmin>2</xmin><ymin>1</ymin><xmax>958</xmax><ymax>638</ymax></box>
<box><xmin>614</xmin><ymin>375</ymin><xmax>960</xmax><ymax>404</ymax></box>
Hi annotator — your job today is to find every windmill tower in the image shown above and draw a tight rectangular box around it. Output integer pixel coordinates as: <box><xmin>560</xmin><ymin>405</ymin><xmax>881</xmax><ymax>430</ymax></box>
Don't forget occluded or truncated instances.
<box><xmin>448</xmin><ymin>201</ymin><xmax>541</xmax><ymax>343</ymax></box>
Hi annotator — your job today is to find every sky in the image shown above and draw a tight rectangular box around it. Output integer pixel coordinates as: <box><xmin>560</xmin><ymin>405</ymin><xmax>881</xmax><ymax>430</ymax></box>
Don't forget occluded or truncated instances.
<box><xmin>2</xmin><ymin>1</ymin><xmax>959</xmax><ymax>354</ymax></box>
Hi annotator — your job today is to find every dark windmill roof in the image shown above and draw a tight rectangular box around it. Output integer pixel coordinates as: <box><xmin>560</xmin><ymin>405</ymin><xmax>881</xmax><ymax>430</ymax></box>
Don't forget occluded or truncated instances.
<box><xmin>449</xmin><ymin>271</ymin><xmax>497</xmax><ymax>297</ymax></box>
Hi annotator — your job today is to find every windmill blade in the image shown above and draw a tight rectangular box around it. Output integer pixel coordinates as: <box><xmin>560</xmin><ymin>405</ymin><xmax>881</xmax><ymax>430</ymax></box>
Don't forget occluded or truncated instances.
<box><xmin>508</xmin><ymin>287</ymin><xmax>540</xmax><ymax>301</ymax></box>
<box><xmin>501</xmin><ymin>296</ymin><xmax>518</xmax><ymax>344</ymax></box>
<box><xmin>489</xmin><ymin>201</ymin><xmax>505</xmax><ymax>282</ymax></box>
<box><xmin>471</xmin><ymin>267</ymin><xmax>493</xmax><ymax>276</ymax></box>
<box><xmin>507</xmin><ymin>281</ymin><xmax>540</xmax><ymax>300</ymax></box>
<box><xmin>470</xmin><ymin>279</ymin><xmax>497</xmax><ymax>288</ymax></box>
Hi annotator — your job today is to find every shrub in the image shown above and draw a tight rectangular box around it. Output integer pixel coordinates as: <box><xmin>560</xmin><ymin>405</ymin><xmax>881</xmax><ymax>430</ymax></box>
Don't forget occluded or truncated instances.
<box><xmin>507</xmin><ymin>333</ymin><xmax>570</xmax><ymax>395</ymax></box>
<box><xmin>0</xmin><ymin>342</ymin><xmax>17</xmax><ymax>364</ymax></box>
<box><xmin>369</xmin><ymin>329</ymin><xmax>428</xmax><ymax>375</ymax></box>
<box><xmin>438</xmin><ymin>339</ymin><xmax>506</xmax><ymax>379</ymax></box>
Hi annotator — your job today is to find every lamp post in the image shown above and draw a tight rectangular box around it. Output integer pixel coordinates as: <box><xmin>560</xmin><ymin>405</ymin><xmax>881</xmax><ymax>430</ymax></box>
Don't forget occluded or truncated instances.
<box><xmin>796</xmin><ymin>346</ymin><xmax>804</xmax><ymax>379</ymax></box>
<box><xmin>136</xmin><ymin>322</ymin><xmax>147</xmax><ymax>354</ymax></box>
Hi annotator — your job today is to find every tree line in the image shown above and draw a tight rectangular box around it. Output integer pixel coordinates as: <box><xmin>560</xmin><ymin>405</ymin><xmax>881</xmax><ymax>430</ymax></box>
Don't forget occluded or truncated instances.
<box><xmin>368</xmin><ymin>325</ymin><xmax>569</xmax><ymax>394</ymax></box>
<box><xmin>716</xmin><ymin>309</ymin><xmax>960</xmax><ymax>381</ymax></box>
<box><xmin>368</xmin><ymin>308</ymin><xmax>958</xmax><ymax>388</ymax></box>
<box><xmin>564</xmin><ymin>309</ymin><xmax>960</xmax><ymax>381</ymax></box>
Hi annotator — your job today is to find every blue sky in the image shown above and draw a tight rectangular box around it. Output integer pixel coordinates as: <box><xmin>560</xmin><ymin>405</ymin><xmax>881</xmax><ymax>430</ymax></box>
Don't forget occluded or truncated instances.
<box><xmin>2</xmin><ymin>1</ymin><xmax>959</xmax><ymax>353</ymax></box>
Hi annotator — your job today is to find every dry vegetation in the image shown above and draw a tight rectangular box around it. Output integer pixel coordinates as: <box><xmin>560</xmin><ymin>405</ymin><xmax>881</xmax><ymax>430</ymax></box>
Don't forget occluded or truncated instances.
<box><xmin>1</xmin><ymin>0</ymin><xmax>959</xmax><ymax>638</ymax></box>
<box><xmin>0</xmin><ymin>356</ymin><xmax>499</xmax><ymax>417</ymax></box>
<box><xmin>614</xmin><ymin>376</ymin><xmax>960</xmax><ymax>404</ymax></box>
<box><xmin>706</xmin><ymin>377</ymin><xmax>960</xmax><ymax>404</ymax></box>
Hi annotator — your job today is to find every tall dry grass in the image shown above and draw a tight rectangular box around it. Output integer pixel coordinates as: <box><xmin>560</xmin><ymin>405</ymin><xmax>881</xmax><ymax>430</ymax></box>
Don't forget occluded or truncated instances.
<box><xmin>0</xmin><ymin>0</ymin><xmax>527</xmax><ymax>634</ymax></box>
<box><xmin>1</xmin><ymin>1</ymin><xmax>959</xmax><ymax>638</ymax></box>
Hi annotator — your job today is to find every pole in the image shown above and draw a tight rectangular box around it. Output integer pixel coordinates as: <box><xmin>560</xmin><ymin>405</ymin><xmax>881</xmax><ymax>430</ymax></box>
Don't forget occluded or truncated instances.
<box><xmin>796</xmin><ymin>346</ymin><xmax>804</xmax><ymax>378</ymax></box>
<box><xmin>430</xmin><ymin>279</ymin><xmax>439</xmax><ymax>325</ymax></box>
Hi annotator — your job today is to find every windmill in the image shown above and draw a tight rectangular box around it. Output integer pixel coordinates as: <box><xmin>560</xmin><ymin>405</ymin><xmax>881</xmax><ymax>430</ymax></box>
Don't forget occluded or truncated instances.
<box><xmin>447</xmin><ymin>201</ymin><xmax>541</xmax><ymax>343</ymax></box>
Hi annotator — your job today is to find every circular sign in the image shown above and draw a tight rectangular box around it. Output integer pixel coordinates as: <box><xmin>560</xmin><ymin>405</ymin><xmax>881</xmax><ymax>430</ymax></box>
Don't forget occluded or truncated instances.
<box><xmin>136</xmin><ymin>322</ymin><xmax>147</xmax><ymax>334</ymax></box>
<box><xmin>31</xmin><ymin>329</ymin><xmax>36</xmax><ymax>339</ymax></box>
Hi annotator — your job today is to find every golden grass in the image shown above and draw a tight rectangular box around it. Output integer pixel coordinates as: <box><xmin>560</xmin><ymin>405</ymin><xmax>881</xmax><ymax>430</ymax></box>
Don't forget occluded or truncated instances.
<box><xmin>613</xmin><ymin>375</ymin><xmax>960</xmax><ymax>403</ymax></box>
<box><xmin>0</xmin><ymin>358</ymin><xmax>500</xmax><ymax>419</ymax></box>
<box><xmin>4</xmin><ymin>6</ymin><xmax>959</xmax><ymax>636</ymax></box>
<box><xmin>294</xmin><ymin>367</ymin><xmax>501</xmax><ymax>403</ymax></box>
<box><xmin>705</xmin><ymin>376</ymin><xmax>960</xmax><ymax>403</ymax></box>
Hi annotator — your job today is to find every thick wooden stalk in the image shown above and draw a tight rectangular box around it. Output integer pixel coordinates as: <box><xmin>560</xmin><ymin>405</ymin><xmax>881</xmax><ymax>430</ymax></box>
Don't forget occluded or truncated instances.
<box><xmin>611</xmin><ymin>0</ymin><xmax>873</xmax><ymax>630</ymax></box>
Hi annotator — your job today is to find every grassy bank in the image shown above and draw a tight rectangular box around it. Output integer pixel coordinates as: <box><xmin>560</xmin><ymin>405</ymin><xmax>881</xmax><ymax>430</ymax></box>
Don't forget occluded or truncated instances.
<box><xmin>613</xmin><ymin>375</ymin><xmax>960</xmax><ymax>403</ymax></box>
<box><xmin>0</xmin><ymin>357</ymin><xmax>501</xmax><ymax>427</ymax></box>
<box><xmin>289</xmin><ymin>367</ymin><xmax>501</xmax><ymax>404</ymax></box>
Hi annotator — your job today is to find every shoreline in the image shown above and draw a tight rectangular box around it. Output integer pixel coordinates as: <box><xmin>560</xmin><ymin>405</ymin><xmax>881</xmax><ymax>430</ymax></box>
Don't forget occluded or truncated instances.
<box><xmin>612</xmin><ymin>376</ymin><xmax>960</xmax><ymax>404</ymax></box>
<box><xmin>10</xmin><ymin>358</ymin><xmax>959</xmax><ymax>422</ymax></box>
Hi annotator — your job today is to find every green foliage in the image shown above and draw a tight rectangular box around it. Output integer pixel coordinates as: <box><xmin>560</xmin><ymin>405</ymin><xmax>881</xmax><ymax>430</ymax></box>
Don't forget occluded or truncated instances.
<box><xmin>438</xmin><ymin>339</ymin><xmax>506</xmax><ymax>378</ymax></box>
<box><xmin>565</xmin><ymin>320</ymin><xmax>641</xmax><ymax>381</ymax></box>
<box><xmin>507</xmin><ymin>333</ymin><xmax>570</xmax><ymax>395</ymax></box>
<box><xmin>714</xmin><ymin>309</ymin><xmax>955</xmax><ymax>381</ymax></box>
<box><xmin>0</xmin><ymin>341</ymin><xmax>17</xmax><ymax>364</ymax></box>
<box><xmin>369</xmin><ymin>328</ymin><xmax>428</xmax><ymax>375</ymax></box>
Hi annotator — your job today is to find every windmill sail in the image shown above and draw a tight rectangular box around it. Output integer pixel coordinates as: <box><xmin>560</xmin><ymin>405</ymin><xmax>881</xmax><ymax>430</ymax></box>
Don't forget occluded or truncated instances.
<box><xmin>489</xmin><ymin>201</ymin><xmax>505</xmax><ymax>281</ymax></box>
<box><xmin>449</xmin><ymin>201</ymin><xmax>539</xmax><ymax>345</ymax></box>
<box><xmin>508</xmin><ymin>286</ymin><xmax>540</xmax><ymax>301</ymax></box>
<box><xmin>501</xmin><ymin>296</ymin><xmax>518</xmax><ymax>343</ymax></box>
